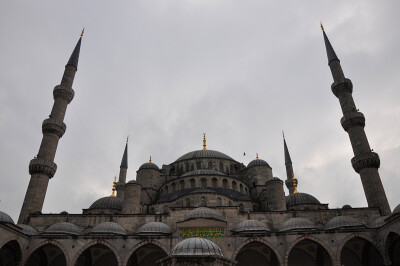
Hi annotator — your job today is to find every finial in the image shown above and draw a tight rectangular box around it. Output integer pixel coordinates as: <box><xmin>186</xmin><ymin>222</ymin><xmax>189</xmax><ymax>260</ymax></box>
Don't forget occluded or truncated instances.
<box><xmin>282</xmin><ymin>130</ymin><xmax>285</xmax><ymax>139</ymax></box>
<box><xmin>81</xmin><ymin>28</ymin><xmax>85</xmax><ymax>38</ymax></box>
<box><xmin>203</xmin><ymin>133</ymin><xmax>207</xmax><ymax>150</ymax></box>
<box><xmin>256</xmin><ymin>153</ymin><xmax>259</xmax><ymax>160</ymax></box>
<box><xmin>149</xmin><ymin>156</ymin><xmax>152</xmax><ymax>163</ymax></box>
<box><xmin>320</xmin><ymin>22</ymin><xmax>324</xmax><ymax>31</ymax></box>
<box><xmin>292</xmin><ymin>173</ymin><xmax>298</xmax><ymax>193</ymax></box>
<box><xmin>126</xmin><ymin>135</ymin><xmax>129</xmax><ymax>143</ymax></box>
<box><xmin>111</xmin><ymin>176</ymin><xmax>117</xmax><ymax>197</ymax></box>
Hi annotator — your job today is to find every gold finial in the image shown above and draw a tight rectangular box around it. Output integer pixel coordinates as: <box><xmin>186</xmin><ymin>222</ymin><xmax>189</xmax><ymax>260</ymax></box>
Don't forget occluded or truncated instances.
<box><xmin>320</xmin><ymin>22</ymin><xmax>324</xmax><ymax>31</ymax></box>
<box><xmin>203</xmin><ymin>133</ymin><xmax>207</xmax><ymax>150</ymax></box>
<box><xmin>256</xmin><ymin>153</ymin><xmax>259</xmax><ymax>160</ymax></box>
<box><xmin>282</xmin><ymin>130</ymin><xmax>285</xmax><ymax>139</ymax></box>
<box><xmin>111</xmin><ymin>176</ymin><xmax>117</xmax><ymax>197</ymax></box>
<box><xmin>80</xmin><ymin>28</ymin><xmax>85</xmax><ymax>38</ymax></box>
<box><xmin>126</xmin><ymin>135</ymin><xmax>129</xmax><ymax>143</ymax></box>
<box><xmin>292</xmin><ymin>173</ymin><xmax>298</xmax><ymax>193</ymax></box>
<box><xmin>149</xmin><ymin>156</ymin><xmax>152</xmax><ymax>163</ymax></box>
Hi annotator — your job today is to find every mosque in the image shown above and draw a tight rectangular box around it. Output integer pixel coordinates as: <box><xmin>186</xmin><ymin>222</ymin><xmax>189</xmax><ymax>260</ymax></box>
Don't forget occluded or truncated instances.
<box><xmin>0</xmin><ymin>26</ymin><xmax>399</xmax><ymax>266</ymax></box>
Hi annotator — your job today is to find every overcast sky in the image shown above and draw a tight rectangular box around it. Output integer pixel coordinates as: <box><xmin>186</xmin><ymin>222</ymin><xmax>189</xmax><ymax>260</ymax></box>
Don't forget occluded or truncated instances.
<box><xmin>1</xmin><ymin>1</ymin><xmax>400</xmax><ymax>222</ymax></box>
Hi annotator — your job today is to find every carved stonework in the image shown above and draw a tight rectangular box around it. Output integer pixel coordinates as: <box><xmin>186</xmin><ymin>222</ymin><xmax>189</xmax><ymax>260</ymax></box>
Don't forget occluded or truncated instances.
<box><xmin>42</xmin><ymin>118</ymin><xmax>66</xmax><ymax>138</ymax></box>
<box><xmin>29</xmin><ymin>158</ymin><xmax>57</xmax><ymax>178</ymax></box>
<box><xmin>351</xmin><ymin>152</ymin><xmax>380</xmax><ymax>173</ymax></box>
<box><xmin>53</xmin><ymin>85</ymin><xmax>75</xmax><ymax>103</ymax></box>
<box><xmin>331</xmin><ymin>78</ymin><xmax>353</xmax><ymax>98</ymax></box>
<box><xmin>341</xmin><ymin>112</ymin><xmax>365</xmax><ymax>131</ymax></box>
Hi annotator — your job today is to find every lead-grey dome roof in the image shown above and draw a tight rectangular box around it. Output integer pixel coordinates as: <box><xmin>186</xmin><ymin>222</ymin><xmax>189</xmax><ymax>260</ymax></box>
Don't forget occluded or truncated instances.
<box><xmin>138</xmin><ymin>162</ymin><xmax>160</xmax><ymax>171</ymax></box>
<box><xmin>280</xmin><ymin>217</ymin><xmax>316</xmax><ymax>232</ymax></box>
<box><xmin>393</xmin><ymin>204</ymin><xmax>400</xmax><ymax>214</ymax></box>
<box><xmin>127</xmin><ymin>180</ymin><xmax>140</xmax><ymax>185</ymax></box>
<box><xmin>0</xmin><ymin>211</ymin><xmax>14</xmax><ymax>224</ymax></box>
<box><xmin>171</xmin><ymin>238</ymin><xmax>223</xmax><ymax>256</ymax></box>
<box><xmin>18</xmin><ymin>224</ymin><xmax>38</xmax><ymax>235</ymax></box>
<box><xmin>370</xmin><ymin>216</ymin><xmax>389</xmax><ymax>228</ymax></box>
<box><xmin>89</xmin><ymin>196</ymin><xmax>122</xmax><ymax>210</ymax></box>
<box><xmin>181</xmin><ymin>169</ymin><xmax>226</xmax><ymax>177</ymax></box>
<box><xmin>184</xmin><ymin>207</ymin><xmax>224</xmax><ymax>222</ymax></box>
<box><xmin>324</xmin><ymin>216</ymin><xmax>364</xmax><ymax>230</ymax></box>
<box><xmin>90</xmin><ymin>222</ymin><xmax>126</xmax><ymax>235</ymax></box>
<box><xmin>232</xmin><ymin>220</ymin><xmax>270</xmax><ymax>233</ymax></box>
<box><xmin>136</xmin><ymin>222</ymin><xmax>172</xmax><ymax>235</ymax></box>
<box><xmin>175</xmin><ymin>150</ymin><xmax>235</xmax><ymax>163</ymax></box>
<box><xmin>286</xmin><ymin>193</ymin><xmax>321</xmax><ymax>206</ymax></box>
<box><xmin>43</xmin><ymin>222</ymin><xmax>80</xmax><ymax>235</ymax></box>
<box><xmin>247</xmin><ymin>159</ymin><xmax>271</xmax><ymax>168</ymax></box>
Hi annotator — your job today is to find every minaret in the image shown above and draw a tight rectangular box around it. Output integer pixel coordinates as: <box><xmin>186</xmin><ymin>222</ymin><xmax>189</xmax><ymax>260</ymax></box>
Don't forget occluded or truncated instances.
<box><xmin>283</xmin><ymin>132</ymin><xmax>297</xmax><ymax>194</ymax></box>
<box><xmin>116</xmin><ymin>137</ymin><xmax>128</xmax><ymax>199</ymax></box>
<box><xmin>18</xmin><ymin>30</ymin><xmax>84</xmax><ymax>224</ymax></box>
<box><xmin>322</xmin><ymin>24</ymin><xmax>390</xmax><ymax>215</ymax></box>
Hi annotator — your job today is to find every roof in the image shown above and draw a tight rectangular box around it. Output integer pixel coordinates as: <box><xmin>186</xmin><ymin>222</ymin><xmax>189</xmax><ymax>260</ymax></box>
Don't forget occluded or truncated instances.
<box><xmin>370</xmin><ymin>216</ymin><xmax>389</xmax><ymax>228</ymax></box>
<box><xmin>184</xmin><ymin>207</ymin><xmax>224</xmax><ymax>222</ymax></box>
<box><xmin>17</xmin><ymin>224</ymin><xmax>38</xmax><ymax>235</ymax></box>
<box><xmin>280</xmin><ymin>217</ymin><xmax>316</xmax><ymax>232</ymax></box>
<box><xmin>138</xmin><ymin>162</ymin><xmax>160</xmax><ymax>171</ymax></box>
<box><xmin>324</xmin><ymin>216</ymin><xmax>364</xmax><ymax>230</ymax></box>
<box><xmin>0</xmin><ymin>210</ymin><xmax>14</xmax><ymax>224</ymax></box>
<box><xmin>43</xmin><ymin>222</ymin><xmax>80</xmax><ymax>235</ymax></box>
<box><xmin>247</xmin><ymin>159</ymin><xmax>271</xmax><ymax>168</ymax></box>
<box><xmin>175</xmin><ymin>149</ymin><xmax>235</xmax><ymax>163</ymax></box>
<box><xmin>90</xmin><ymin>222</ymin><xmax>126</xmax><ymax>235</ymax></box>
<box><xmin>393</xmin><ymin>203</ymin><xmax>400</xmax><ymax>214</ymax></box>
<box><xmin>120</xmin><ymin>143</ymin><xmax>128</xmax><ymax>169</ymax></box>
<box><xmin>283</xmin><ymin>138</ymin><xmax>292</xmax><ymax>164</ymax></box>
<box><xmin>232</xmin><ymin>220</ymin><xmax>270</xmax><ymax>233</ymax></box>
<box><xmin>171</xmin><ymin>238</ymin><xmax>223</xmax><ymax>256</ymax></box>
<box><xmin>181</xmin><ymin>169</ymin><xmax>226</xmax><ymax>177</ymax></box>
<box><xmin>89</xmin><ymin>196</ymin><xmax>122</xmax><ymax>210</ymax></box>
<box><xmin>286</xmin><ymin>193</ymin><xmax>321</xmax><ymax>206</ymax></box>
<box><xmin>322</xmin><ymin>30</ymin><xmax>340</xmax><ymax>65</ymax></box>
<box><xmin>66</xmin><ymin>37</ymin><xmax>82</xmax><ymax>69</ymax></box>
<box><xmin>136</xmin><ymin>222</ymin><xmax>172</xmax><ymax>235</ymax></box>
<box><xmin>126</xmin><ymin>180</ymin><xmax>140</xmax><ymax>185</ymax></box>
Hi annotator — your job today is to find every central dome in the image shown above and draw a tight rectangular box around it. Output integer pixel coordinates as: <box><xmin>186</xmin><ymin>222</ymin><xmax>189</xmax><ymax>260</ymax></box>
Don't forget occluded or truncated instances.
<box><xmin>175</xmin><ymin>149</ymin><xmax>235</xmax><ymax>163</ymax></box>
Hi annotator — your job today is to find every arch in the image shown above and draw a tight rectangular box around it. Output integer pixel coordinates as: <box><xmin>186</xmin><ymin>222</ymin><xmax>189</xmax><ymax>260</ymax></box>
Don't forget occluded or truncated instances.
<box><xmin>232</xmin><ymin>181</ymin><xmax>237</xmax><ymax>191</ymax></box>
<box><xmin>285</xmin><ymin>236</ymin><xmax>334</xmax><ymax>266</ymax></box>
<box><xmin>212</xmin><ymin>178</ymin><xmax>218</xmax><ymax>188</ymax></box>
<box><xmin>386</xmin><ymin>232</ymin><xmax>400</xmax><ymax>265</ymax></box>
<box><xmin>223</xmin><ymin>179</ymin><xmax>228</xmax><ymax>189</ymax></box>
<box><xmin>208</xmin><ymin>162</ymin><xmax>213</xmax><ymax>169</ymax></box>
<box><xmin>72</xmin><ymin>240</ymin><xmax>121</xmax><ymax>266</ymax></box>
<box><xmin>201</xmin><ymin>196</ymin><xmax>207</xmax><ymax>207</ymax></box>
<box><xmin>179</xmin><ymin>180</ymin><xmax>185</xmax><ymax>190</ymax></box>
<box><xmin>217</xmin><ymin>197</ymin><xmax>222</xmax><ymax>206</ymax></box>
<box><xmin>201</xmin><ymin>178</ymin><xmax>207</xmax><ymax>188</ymax></box>
<box><xmin>190</xmin><ymin>178</ymin><xmax>196</xmax><ymax>188</ymax></box>
<box><xmin>25</xmin><ymin>240</ymin><xmax>69</xmax><ymax>266</ymax></box>
<box><xmin>336</xmin><ymin>233</ymin><xmax>383</xmax><ymax>263</ymax></box>
<box><xmin>185</xmin><ymin>198</ymin><xmax>191</xmax><ymax>207</ymax></box>
<box><xmin>232</xmin><ymin>239</ymin><xmax>283</xmax><ymax>266</ymax></box>
<box><xmin>185</xmin><ymin>162</ymin><xmax>189</xmax><ymax>171</ymax></box>
<box><xmin>240</xmin><ymin>183</ymin><xmax>244</xmax><ymax>193</ymax></box>
<box><xmin>123</xmin><ymin>240</ymin><xmax>169</xmax><ymax>266</ymax></box>
<box><xmin>219</xmin><ymin>162</ymin><xmax>224</xmax><ymax>172</ymax></box>
<box><xmin>171</xmin><ymin>183</ymin><xmax>176</xmax><ymax>192</ymax></box>
<box><xmin>0</xmin><ymin>239</ymin><xmax>22</xmax><ymax>266</ymax></box>
<box><xmin>165</xmin><ymin>185</ymin><xmax>168</xmax><ymax>193</ymax></box>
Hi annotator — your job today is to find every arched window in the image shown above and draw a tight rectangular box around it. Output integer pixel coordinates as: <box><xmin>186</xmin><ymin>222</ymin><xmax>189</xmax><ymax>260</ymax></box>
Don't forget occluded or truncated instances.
<box><xmin>232</xmin><ymin>181</ymin><xmax>237</xmax><ymax>191</ymax></box>
<box><xmin>185</xmin><ymin>163</ymin><xmax>190</xmax><ymax>171</ymax></box>
<box><xmin>217</xmin><ymin>197</ymin><xmax>222</xmax><ymax>206</ymax></box>
<box><xmin>191</xmin><ymin>164</ymin><xmax>194</xmax><ymax>171</ymax></box>
<box><xmin>223</xmin><ymin>179</ymin><xmax>228</xmax><ymax>189</ymax></box>
<box><xmin>171</xmin><ymin>183</ymin><xmax>176</xmax><ymax>192</ymax></box>
<box><xmin>239</xmin><ymin>203</ymin><xmax>244</xmax><ymax>212</ymax></box>
<box><xmin>212</xmin><ymin>178</ymin><xmax>218</xmax><ymax>188</ymax></box>
<box><xmin>201</xmin><ymin>197</ymin><xmax>207</xmax><ymax>207</ymax></box>
<box><xmin>201</xmin><ymin>178</ymin><xmax>207</xmax><ymax>188</ymax></box>
<box><xmin>190</xmin><ymin>178</ymin><xmax>196</xmax><ymax>188</ymax></box>
<box><xmin>240</xmin><ymin>184</ymin><xmax>244</xmax><ymax>193</ymax></box>
<box><xmin>226</xmin><ymin>166</ymin><xmax>229</xmax><ymax>174</ymax></box>
<box><xmin>186</xmin><ymin>198</ymin><xmax>191</xmax><ymax>207</ymax></box>
<box><xmin>230</xmin><ymin>164</ymin><xmax>234</xmax><ymax>173</ymax></box>
<box><xmin>165</xmin><ymin>185</ymin><xmax>169</xmax><ymax>193</ymax></box>
<box><xmin>180</xmin><ymin>180</ymin><xmax>185</xmax><ymax>190</ymax></box>
<box><xmin>208</xmin><ymin>162</ymin><xmax>212</xmax><ymax>169</ymax></box>
<box><xmin>219</xmin><ymin>162</ymin><xmax>224</xmax><ymax>172</ymax></box>
<box><xmin>245</xmin><ymin>187</ymin><xmax>248</xmax><ymax>195</ymax></box>
<box><xmin>196</xmin><ymin>162</ymin><xmax>201</xmax><ymax>169</ymax></box>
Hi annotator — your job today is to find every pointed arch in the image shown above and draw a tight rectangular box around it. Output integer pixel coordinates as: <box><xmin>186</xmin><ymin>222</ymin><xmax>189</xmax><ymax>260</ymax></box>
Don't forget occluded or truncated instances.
<box><xmin>232</xmin><ymin>238</ymin><xmax>283</xmax><ymax>266</ymax></box>
<box><xmin>0</xmin><ymin>237</ymin><xmax>22</xmax><ymax>266</ymax></box>
<box><xmin>123</xmin><ymin>240</ymin><xmax>169</xmax><ymax>265</ymax></box>
<box><xmin>24</xmin><ymin>239</ymin><xmax>69</xmax><ymax>266</ymax></box>
<box><xmin>72</xmin><ymin>240</ymin><xmax>121</xmax><ymax>266</ymax></box>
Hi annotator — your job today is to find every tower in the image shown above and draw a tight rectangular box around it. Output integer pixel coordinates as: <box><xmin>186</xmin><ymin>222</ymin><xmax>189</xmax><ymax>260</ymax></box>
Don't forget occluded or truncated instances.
<box><xmin>322</xmin><ymin>25</ymin><xmax>391</xmax><ymax>215</ymax></box>
<box><xmin>18</xmin><ymin>31</ymin><xmax>83</xmax><ymax>224</ymax></box>
<box><xmin>283</xmin><ymin>132</ymin><xmax>297</xmax><ymax>194</ymax></box>
<box><xmin>116</xmin><ymin>137</ymin><xmax>128</xmax><ymax>199</ymax></box>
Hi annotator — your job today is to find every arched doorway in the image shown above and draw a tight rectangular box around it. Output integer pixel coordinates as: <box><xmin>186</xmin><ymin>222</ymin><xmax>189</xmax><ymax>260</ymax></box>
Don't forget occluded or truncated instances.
<box><xmin>235</xmin><ymin>241</ymin><xmax>279</xmax><ymax>266</ymax></box>
<box><xmin>340</xmin><ymin>237</ymin><xmax>383</xmax><ymax>266</ymax></box>
<box><xmin>386</xmin><ymin>232</ymin><xmax>400</xmax><ymax>265</ymax></box>
<box><xmin>0</xmin><ymin>240</ymin><xmax>21</xmax><ymax>266</ymax></box>
<box><xmin>288</xmin><ymin>239</ymin><xmax>332</xmax><ymax>266</ymax></box>
<box><xmin>25</xmin><ymin>243</ymin><xmax>66</xmax><ymax>266</ymax></box>
<box><xmin>127</xmin><ymin>244</ymin><xmax>168</xmax><ymax>266</ymax></box>
<box><xmin>75</xmin><ymin>244</ymin><xmax>118</xmax><ymax>266</ymax></box>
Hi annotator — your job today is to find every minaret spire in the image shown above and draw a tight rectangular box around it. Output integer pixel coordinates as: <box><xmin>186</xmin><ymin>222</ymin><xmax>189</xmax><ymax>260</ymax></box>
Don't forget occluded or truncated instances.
<box><xmin>116</xmin><ymin>137</ymin><xmax>128</xmax><ymax>199</ymax></box>
<box><xmin>283</xmin><ymin>132</ymin><xmax>297</xmax><ymax>194</ymax></box>
<box><xmin>323</xmin><ymin>26</ymin><xmax>391</xmax><ymax>215</ymax></box>
<box><xmin>18</xmin><ymin>32</ymin><xmax>83</xmax><ymax>224</ymax></box>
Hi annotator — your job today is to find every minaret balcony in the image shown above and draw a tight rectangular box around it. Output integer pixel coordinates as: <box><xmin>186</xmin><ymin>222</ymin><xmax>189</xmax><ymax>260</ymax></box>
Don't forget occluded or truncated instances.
<box><xmin>351</xmin><ymin>152</ymin><xmax>380</xmax><ymax>173</ymax></box>
<box><xmin>53</xmin><ymin>84</ymin><xmax>75</xmax><ymax>103</ymax></box>
<box><xmin>340</xmin><ymin>112</ymin><xmax>365</xmax><ymax>131</ymax></box>
<box><xmin>29</xmin><ymin>158</ymin><xmax>57</xmax><ymax>178</ymax></box>
<box><xmin>42</xmin><ymin>118</ymin><xmax>66</xmax><ymax>138</ymax></box>
<box><xmin>331</xmin><ymin>78</ymin><xmax>353</xmax><ymax>98</ymax></box>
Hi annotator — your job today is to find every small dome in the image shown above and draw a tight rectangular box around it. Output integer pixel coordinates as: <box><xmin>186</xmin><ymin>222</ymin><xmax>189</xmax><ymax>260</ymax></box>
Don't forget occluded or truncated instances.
<box><xmin>325</xmin><ymin>216</ymin><xmax>364</xmax><ymax>230</ymax></box>
<box><xmin>393</xmin><ymin>204</ymin><xmax>400</xmax><ymax>214</ymax></box>
<box><xmin>172</xmin><ymin>238</ymin><xmax>223</xmax><ymax>256</ymax></box>
<box><xmin>60</xmin><ymin>211</ymin><xmax>68</xmax><ymax>215</ymax></box>
<box><xmin>89</xmin><ymin>196</ymin><xmax>122</xmax><ymax>210</ymax></box>
<box><xmin>232</xmin><ymin>220</ymin><xmax>270</xmax><ymax>233</ymax></box>
<box><xmin>138</xmin><ymin>162</ymin><xmax>160</xmax><ymax>171</ymax></box>
<box><xmin>247</xmin><ymin>159</ymin><xmax>271</xmax><ymax>168</ymax></box>
<box><xmin>184</xmin><ymin>207</ymin><xmax>224</xmax><ymax>221</ymax></box>
<box><xmin>280</xmin><ymin>217</ymin><xmax>316</xmax><ymax>232</ymax></box>
<box><xmin>286</xmin><ymin>193</ymin><xmax>321</xmax><ymax>206</ymax></box>
<box><xmin>181</xmin><ymin>169</ymin><xmax>226</xmax><ymax>178</ymax></box>
<box><xmin>175</xmin><ymin>150</ymin><xmax>235</xmax><ymax>163</ymax></box>
<box><xmin>342</xmin><ymin>205</ymin><xmax>352</xmax><ymax>209</ymax></box>
<box><xmin>136</xmin><ymin>222</ymin><xmax>172</xmax><ymax>235</ymax></box>
<box><xmin>127</xmin><ymin>180</ymin><xmax>140</xmax><ymax>185</ymax></box>
<box><xmin>370</xmin><ymin>216</ymin><xmax>389</xmax><ymax>228</ymax></box>
<box><xmin>44</xmin><ymin>222</ymin><xmax>80</xmax><ymax>235</ymax></box>
<box><xmin>18</xmin><ymin>224</ymin><xmax>38</xmax><ymax>235</ymax></box>
<box><xmin>90</xmin><ymin>222</ymin><xmax>126</xmax><ymax>235</ymax></box>
<box><xmin>0</xmin><ymin>211</ymin><xmax>14</xmax><ymax>224</ymax></box>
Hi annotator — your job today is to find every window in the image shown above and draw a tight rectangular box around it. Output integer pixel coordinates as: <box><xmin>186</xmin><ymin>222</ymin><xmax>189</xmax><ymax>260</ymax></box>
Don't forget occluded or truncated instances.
<box><xmin>223</xmin><ymin>179</ymin><xmax>228</xmax><ymax>189</ymax></box>
<box><xmin>212</xmin><ymin>178</ymin><xmax>218</xmax><ymax>188</ymax></box>
<box><xmin>163</xmin><ymin>205</ymin><xmax>169</xmax><ymax>213</ymax></box>
<box><xmin>180</xmin><ymin>180</ymin><xmax>185</xmax><ymax>190</ymax></box>
<box><xmin>239</xmin><ymin>204</ymin><xmax>244</xmax><ymax>212</ymax></box>
<box><xmin>217</xmin><ymin>197</ymin><xmax>222</xmax><ymax>206</ymax></box>
<box><xmin>232</xmin><ymin>181</ymin><xmax>237</xmax><ymax>191</ymax></box>
<box><xmin>201</xmin><ymin>178</ymin><xmax>207</xmax><ymax>188</ymax></box>
<box><xmin>186</xmin><ymin>198</ymin><xmax>191</xmax><ymax>207</ymax></box>
<box><xmin>240</xmin><ymin>184</ymin><xmax>243</xmax><ymax>193</ymax></box>
<box><xmin>201</xmin><ymin>197</ymin><xmax>207</xmax><ymax>207</ymax></box>
<box><xmin>171</xmin><ymin>183</ymin><xmax>176</xmax><ymax>192</ymax></box>
<box><xmin>208</xmin><ymin>162</ymin><xmax>212</xmax><ymax>169</ymax></box>
<box><xmin>190</xmin><ymin>178</ymin><xmax>196</xmax><ymax>188</ymax></box>
<box><xmin>219</xmin><ymin>162</ymin><xmax>224</xmax><ymax>172</ymax></box>
<box><xmin>185</xmin><ymin>163</ymin><xmax>189</xmax><ymax>171</ymax></box>
<box><xmin>197</xmin><ymin>162</ymin><xmax>201</xmax><ymax>169</ymax></box>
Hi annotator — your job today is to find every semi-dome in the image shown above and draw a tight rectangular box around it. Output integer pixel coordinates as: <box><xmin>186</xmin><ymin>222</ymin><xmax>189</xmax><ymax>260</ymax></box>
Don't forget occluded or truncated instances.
<box><xmin>175</xmin><ymin>150</ymin><xmax>235</xmax><ymax>163</ymax></box>
<box><xmin>138</xmin><ymin>162</ymin><xmax>160</xmax><ymax>171</ymax></box>
<box><xmin>43</xmin><ymin>222</ymin><xmax>80</xmax><ymax>235</ymax></box>
<box><xmin>184</xmin><ymin>207</ymin><xmax>224</xmax><ymax>222</ymax></box>
<box><xmin>370</xmin><ymin>216</ymin><xmax>389</xmax><ymax>228</ymax></box>
<box><xmin>247</xmin><ymin>159</ymin><xmax>271</xmax><ymax>168</ymax></box>
<box><xmin>181</xmin><ymin>169</ymin><xmax>226</xmax><ymax>177</ymax></box>
<box><xmin>286</xmin><ymin>193</ymin><xmax>321</xmax><ymax>206</ymax></box>
<box><xmin>232</xmin><ymin>219</ymin><xmax>270</xmax><ymax>233</ymax></box>
<box><xmin>342</xmin><ymin>205</ymin><xmax>352</xmax><ymax>209</ymax></box>
<box><xmin>18</xmin><ymin>224</ymin><xmax>38</xmax><ymax>235</ymax></box>
<box><xmin>324</xmin><ymin>216</ymin><xmax>364</xmax><ymax>230</ymax></box>
<box><xmin>0</xmin><ymin>210</ymin><xmax>14</xmax><ymax>224</ymax></box>
<box><xmin>393</xmin><ymin>204</ymin><xmax>400</xmax><ymax>214</ymax></box>
<box><xmin>90</xmin><ymin>222</ymin><xmax>126</xmax><ymax>235</ymax></box>
<box><xmin>89</xmin><ymin>196</ymin><xmax>122</xmax><ymax>210</ymax></box>
<box><xmin>136</xmin><ymin>222</ymin><xmax>172</xmax><ymax>235</ymax></box>
<box><xmin>171</xmin><ymin>238</ymin><xmax>223</xmax><ymax>256</ymax></box>
<box><xmin>280</xmin><ymin>217</ymin><xmax>316</xmax><ymax>232</ymax></box>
